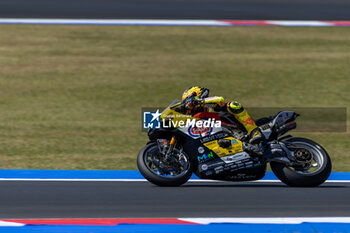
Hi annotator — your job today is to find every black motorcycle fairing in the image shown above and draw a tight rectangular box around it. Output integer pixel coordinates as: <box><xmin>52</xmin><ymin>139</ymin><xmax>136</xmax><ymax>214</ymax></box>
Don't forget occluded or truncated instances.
<box><xmin>177</xmin><ymin>130</ymin><xmax>221</xmax><ymax>163</ymax></box>
<box><xmin>148</xmin><ymin>128</ymin><xmax>222</xmax><ymax>164</ymax></box>
<box><xmin>214</xmin><ymin>164</ymin><xmax>267</xmax><ymax>182</ymax></box>
<box><xmin>148</xmin><ymin>128</ymin><xmax>173</xmax><ymax>141</ymax></box>
<box><xmin>146</xmin><ymin>127</ymin><xmax>269</xmax><ymax>181</ymax></box>
<box><xmin>195</xmin><ymin>151</ymin><xmax>267</xmax><ymax>181</ymax></box>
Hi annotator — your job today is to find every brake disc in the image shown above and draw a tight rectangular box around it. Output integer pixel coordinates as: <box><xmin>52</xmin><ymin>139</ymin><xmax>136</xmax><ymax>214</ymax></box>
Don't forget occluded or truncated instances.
<box><xmin>289</xmin><ymin>147</ymin><xmax>314</xmax><ymax>171</ymax></box>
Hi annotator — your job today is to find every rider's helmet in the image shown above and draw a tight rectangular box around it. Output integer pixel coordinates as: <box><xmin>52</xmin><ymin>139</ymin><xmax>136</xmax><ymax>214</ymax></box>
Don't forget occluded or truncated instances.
<box><xmin>182</xmin><ymin>86</ymin><xmax>209</xmax><ymax>101</ymax></box>
<box><xmin>181</xmin><ymin>86</ymin><xmax>209</xmax><ymax>112</ymax></box>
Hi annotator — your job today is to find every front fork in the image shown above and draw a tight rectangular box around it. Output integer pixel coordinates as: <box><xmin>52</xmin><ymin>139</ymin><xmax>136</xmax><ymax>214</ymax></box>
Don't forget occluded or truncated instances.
<box><xmin>165</xmin><ymin>135</ymin><xmax>176</xmax><ymax>160</ymax></box>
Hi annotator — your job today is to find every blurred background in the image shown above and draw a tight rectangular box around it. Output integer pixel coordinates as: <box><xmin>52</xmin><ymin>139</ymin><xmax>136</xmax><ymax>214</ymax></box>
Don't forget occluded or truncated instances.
<box><xmin>0</xmin><ymin>0</ymin><xmax>349</xmax><ymax>171</ymax></box>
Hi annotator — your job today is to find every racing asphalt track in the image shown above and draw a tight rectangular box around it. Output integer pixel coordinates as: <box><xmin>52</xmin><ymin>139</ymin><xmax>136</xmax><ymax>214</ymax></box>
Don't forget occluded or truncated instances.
<box><xmin>0</xmin><ymin>180</ymin><xmax>349</xmax><ymax>218</ymax></box>
<box><xmin>0</xmin><ymin>0</ymin><xmax>350</xmax><ymax>20</ymax></box>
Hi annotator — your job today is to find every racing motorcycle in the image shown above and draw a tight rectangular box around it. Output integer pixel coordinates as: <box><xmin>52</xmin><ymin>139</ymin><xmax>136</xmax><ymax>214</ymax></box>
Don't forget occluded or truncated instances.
<box><xmin>137</xmin><ymin>100</ymin><xmax>332</xmax><ymax>187</ymax></box>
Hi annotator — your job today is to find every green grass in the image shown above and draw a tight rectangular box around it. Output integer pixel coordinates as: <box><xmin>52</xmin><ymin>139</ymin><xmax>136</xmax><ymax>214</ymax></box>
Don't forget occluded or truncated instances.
<box><xmin>0</xmin><ymin>25</ymin><xmax>349</xmax><ymax>170</ymax></box>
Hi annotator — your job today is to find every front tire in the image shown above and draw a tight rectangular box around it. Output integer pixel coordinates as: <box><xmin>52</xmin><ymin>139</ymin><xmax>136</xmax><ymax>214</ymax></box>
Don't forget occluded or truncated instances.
<box><xmin>270</xmin><ymin>137</ymin><xmax>332</xmax><ymax>187</ymax></box>
<box><xmin>137</xmin><ymin>142</ymin><xmax>193</xmax><ymax>186</ymax></box>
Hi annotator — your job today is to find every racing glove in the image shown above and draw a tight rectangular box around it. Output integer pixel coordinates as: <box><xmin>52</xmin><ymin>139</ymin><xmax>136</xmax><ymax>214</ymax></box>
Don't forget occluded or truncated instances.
<box><xmin>182</xmin><ymin>98</ymin><xmax>204</xmax><ymax>113</ymax></box>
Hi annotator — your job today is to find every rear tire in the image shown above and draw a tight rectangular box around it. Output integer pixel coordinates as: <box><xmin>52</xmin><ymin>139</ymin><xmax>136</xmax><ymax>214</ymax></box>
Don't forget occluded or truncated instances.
<box><xmin>137</xmin><ymin>142</ymin><xmax>193</xmax><ymax>187</ymax></box>
<box><xmin>270</xmin><ymin>137</ymin><xmax>332</xmax><ymax>187</ymax></box>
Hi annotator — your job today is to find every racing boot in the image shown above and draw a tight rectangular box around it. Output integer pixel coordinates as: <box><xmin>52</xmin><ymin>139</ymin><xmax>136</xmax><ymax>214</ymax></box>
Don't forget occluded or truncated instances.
<box><xmin>244</xmin><ymin>142</ymin><xmax>263</xmax><ymax>157</ymax></box>
<box><xmin>227</xmin><ymin>101</ymin><xmax>264</xmax><ymax>144</ymax></box>
<box><xmin>249</xmin><ymin>128</ymin><xmax>264</xmax><ymax>144</ymax></box>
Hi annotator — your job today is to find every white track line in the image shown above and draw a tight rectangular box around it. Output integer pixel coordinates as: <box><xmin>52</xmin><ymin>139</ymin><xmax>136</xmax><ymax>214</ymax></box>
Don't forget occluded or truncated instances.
<box><xmin>266</xmin><ymin>20</ymin><xmax>333</xmax><ymax>27</ymax></box>
<box><xmin>0</xmin><ymin>18</ymin><xmax>230</xmax><ymax>26</ymax></box>
<box><xmin>3</xmin><ymin>217</ymin><xmax>350</xmax><ymax>226</ymax></box>
<box><xmin>0</xmin><ymin>221</ymin><xmax>24</xmax><ymax>227</ymax></box>
<box><xmin>180</xmin><ymin>217</ymin><xmax>350</xmax><ymax>224</ymax></box>
<box><xmin>0</xmin><ymin>18</ymin><xmax>348</xmax><ymax>27</ymax></box>
<box><xmin>0</xmin><ymin>178</ymin><xmax>227</xmax><ymax>182</ymax></box>
<box><xmin>0</xmin><ymin>178</ymin><xmax>220</xmax><ymax>182</ymax></box>
<box><xmin>0</xmin><ymin>178</ymin><xmax>348</xmax><ymax>183</ymax></box>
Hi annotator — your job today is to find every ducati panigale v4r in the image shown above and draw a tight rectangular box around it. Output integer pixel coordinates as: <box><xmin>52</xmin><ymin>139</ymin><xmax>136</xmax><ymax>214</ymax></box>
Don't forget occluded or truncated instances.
<box><xmin>137</xmin><ymin>100</ymin><xmax>332</xmax><ymax>187</ymax></box>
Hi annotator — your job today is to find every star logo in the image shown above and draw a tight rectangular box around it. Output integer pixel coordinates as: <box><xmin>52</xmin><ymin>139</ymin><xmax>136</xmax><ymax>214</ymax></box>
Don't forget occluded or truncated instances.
<box><xmin>143</xmin><ymin>109</ymin><xmax>162</xmax><ymax>129</ymax></box>
<box><xmin>151</xmin><ymin>110</ymin><xmax>162</xmax><ymax>122</ymax></box>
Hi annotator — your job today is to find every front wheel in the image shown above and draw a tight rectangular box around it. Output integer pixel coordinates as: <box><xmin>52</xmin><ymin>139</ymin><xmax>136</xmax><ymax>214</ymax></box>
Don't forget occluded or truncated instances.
<box><xmin>137</xmin><ymin>142</ymin><xmax>193</xmax><ymax>186</ymax></box>
<box><xmin>270</xmin><ymin>137</ymin><xmax>332</xmax><ymax>187</ymax></box>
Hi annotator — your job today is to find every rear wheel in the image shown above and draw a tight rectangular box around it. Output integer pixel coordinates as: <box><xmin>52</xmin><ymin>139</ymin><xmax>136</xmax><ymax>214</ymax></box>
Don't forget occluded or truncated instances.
<box><xmin>137</xmin><ymin>142</ymin><xmax>193</xmax><ymax>186</ymax></box>
<box><xmin>270</xmin><ymin>137</ymin><xmax>332</xmax><ymax>187</ymax></box>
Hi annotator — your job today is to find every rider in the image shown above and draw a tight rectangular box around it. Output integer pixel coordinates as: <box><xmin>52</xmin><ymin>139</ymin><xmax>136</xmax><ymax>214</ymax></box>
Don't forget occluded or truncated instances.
<box><xmin>181</xmin><ymin>86</ymin><xmax>263</xmax><ymax>145</ymax></box>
